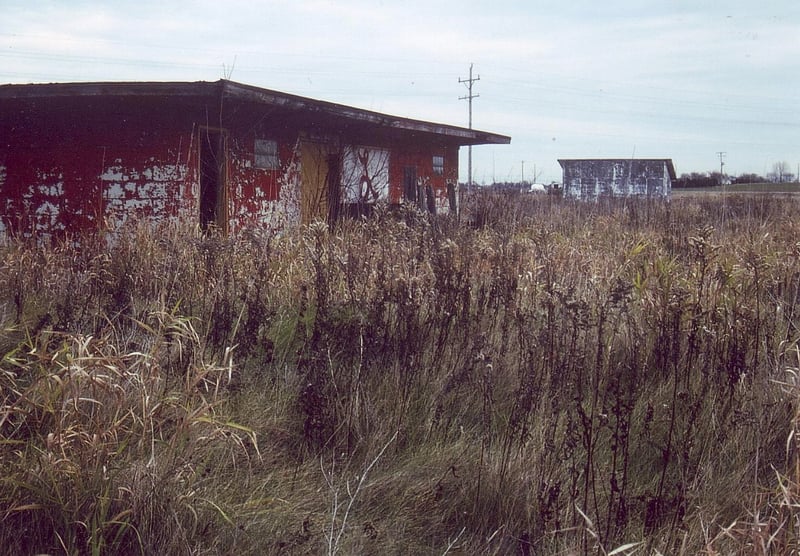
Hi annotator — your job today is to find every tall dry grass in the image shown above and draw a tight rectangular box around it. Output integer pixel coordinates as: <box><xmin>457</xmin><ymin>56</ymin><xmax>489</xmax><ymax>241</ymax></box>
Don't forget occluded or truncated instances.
<box><xmin>2</xmin><ymin>192</ymin><xmax>800</xmax><ymax>554</ymax></box>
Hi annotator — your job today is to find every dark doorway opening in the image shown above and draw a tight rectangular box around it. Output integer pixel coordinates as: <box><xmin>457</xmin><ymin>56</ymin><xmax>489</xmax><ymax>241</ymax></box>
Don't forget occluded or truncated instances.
<box><xmin>326</xmin><ymin>153</ymin><xmax>342</xmax><ymax>224</ymax></box>
<box><xmin>403</xmin><ymin>166</ymin><xmax>417</xmax><ymax>203</ymax></box>
<box><xmin>199</xmin><ymin>128</ymin><xmax>227</xmax><ymax>232</ymax></box>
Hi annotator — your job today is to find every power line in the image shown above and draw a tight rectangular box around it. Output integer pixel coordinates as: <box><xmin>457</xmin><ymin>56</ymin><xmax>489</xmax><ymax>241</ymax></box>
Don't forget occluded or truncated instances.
<box><xmin>459</xmin><ymin>63</ymin><xmax>480</xmax><ymax>189</ymax></box>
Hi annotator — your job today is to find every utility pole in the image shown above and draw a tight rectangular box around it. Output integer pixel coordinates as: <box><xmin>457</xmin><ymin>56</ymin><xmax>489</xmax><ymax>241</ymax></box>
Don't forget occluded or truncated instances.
<box><xmin>717</xmin><ymin>151</ymin><xmax>726</xmax><ymax>180</ymax></box>
<box><xmin>521</xmin><ymin>160</ymin><xmax>525</xmax><ymax>184</ymax></box>
<box><xmin>459</xmin><ymin>63</ymin><xmax>480</xmax><ymax>191</ymax></box>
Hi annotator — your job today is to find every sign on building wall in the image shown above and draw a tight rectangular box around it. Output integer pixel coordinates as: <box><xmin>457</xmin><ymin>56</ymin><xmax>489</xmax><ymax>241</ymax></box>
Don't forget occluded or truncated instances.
<box><xmin>341</xmin><ymin>146</ymin><xmax>390</xmax><ymax>204</ymax></box>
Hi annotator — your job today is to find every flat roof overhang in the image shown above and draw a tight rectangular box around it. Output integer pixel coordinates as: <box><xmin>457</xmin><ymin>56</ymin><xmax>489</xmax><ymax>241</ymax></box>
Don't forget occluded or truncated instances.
<box><xmin>558</xmin><ymin>158</ymin><xmax>677</xmax><ymax>180</ymax></box>
<box><xmin>0</xmin><ymin>79</ymin><xmax>511</xmax><ymax>147</ymax></box>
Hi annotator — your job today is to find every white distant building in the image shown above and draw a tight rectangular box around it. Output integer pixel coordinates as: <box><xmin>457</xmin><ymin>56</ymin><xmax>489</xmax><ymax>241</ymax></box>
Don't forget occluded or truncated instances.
<box><xmin>558</xmin><ymin>159</ymin><xmax>676</xmax><ymax>200</ymax></box>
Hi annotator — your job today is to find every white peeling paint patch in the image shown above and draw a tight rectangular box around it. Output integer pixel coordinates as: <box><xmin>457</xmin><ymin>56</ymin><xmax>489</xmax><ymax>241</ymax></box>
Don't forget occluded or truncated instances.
<box><xmin>106</xmin><ymin>182</ymin><xmax>125</xmax><ymax>199</ymax></box>
<box><xmin>243</xmin><ymin>146</ymin><xmax>301</xmax><ymax>233</ymax></box>
<box><xmin>274</xmin><ymin>151</ymin><xmax>301</xmax><ymax>228</ymax></box>
<box><xmin>36</xmin><ymin>200</ymin><xmax>64</xmax><ymax>232</ymax></box>
<box><xmin>0</xmin><ymin>165</ymin><xmax>6</xmax><ymax>191</ymax></box>
<box><xmin>137</xmin><ymin>181</ymin><xmax>168</xmax><ymax>199</ymax></box>
<box><xmin>102</xmin><ymin>163</ymin><xmax>187</xmax><ymax>230</ymax></box>
<box><xmin>121</xmin><ymin>199</ymin><xmax>152</xmax><ymax>211</ymax></box>
<box><xmin>436</xmin><ymin>195</ymin><xmax>450</xmax><ymax>214</ymax></box>
<box><xmin>36</xmin><ymin>200</ymin><xmax>60</xmax><ymax>216</ymax></box>
<box><xmin>143</xmin><ymin>165</ymin><xmax>184</xmax><ymax>181</ymax></box>
<box><xmin>100</xmin><ymin>166</ymin><xmax>126</xmax><ymax>182</ymax></box>
<box><xmin>17</xmin><ymin>173</ymin><xmax>67</xmax><ymax>234</ymax></box>
<box><xmin>27</xmin><ymin>172</ymin><xmax>64</xmax><ymax>200</ymax></box>
<box><xmin>38</xmin><ymin>183</ymin><xmax>63</xmax><ymax>197</ymax></box>
<box><xmin>102</xmin><ymin>163</ymin><xmax>186</xmax><ymax>186</ymax></box>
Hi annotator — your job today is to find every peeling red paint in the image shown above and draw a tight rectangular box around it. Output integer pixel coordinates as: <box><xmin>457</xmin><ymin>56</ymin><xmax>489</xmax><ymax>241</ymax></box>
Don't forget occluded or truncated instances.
<box><xmin>0</xmin><ymin>80</ymin><xmax>509</xmax><ymax>238</ymax></box>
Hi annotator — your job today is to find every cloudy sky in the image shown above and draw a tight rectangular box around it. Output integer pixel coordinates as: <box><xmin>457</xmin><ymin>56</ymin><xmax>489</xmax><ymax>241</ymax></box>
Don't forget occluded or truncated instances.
<box><xmin>2</xmin><ymin>0</ymin><xmax>798</xmax><ymax>184</ymax></box>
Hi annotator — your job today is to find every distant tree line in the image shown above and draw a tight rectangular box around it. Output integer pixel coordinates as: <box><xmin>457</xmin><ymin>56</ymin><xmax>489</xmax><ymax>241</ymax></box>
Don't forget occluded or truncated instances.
<box><xmin>675</xmin><ymin>162</ymin><xmax>797</xmax><ymax>188</ymax></box>
<box><xmin>674</xmin><ymin>173</ymin><xmax>720</xmax><ymax>188</ymax></box>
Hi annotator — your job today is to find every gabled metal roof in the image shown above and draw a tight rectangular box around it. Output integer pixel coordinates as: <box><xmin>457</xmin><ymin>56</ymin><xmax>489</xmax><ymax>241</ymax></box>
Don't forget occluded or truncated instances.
<box><xmin>0</xmin><ymin>79</ymin><xmax>510</xmax><ymax>147</ymax></box>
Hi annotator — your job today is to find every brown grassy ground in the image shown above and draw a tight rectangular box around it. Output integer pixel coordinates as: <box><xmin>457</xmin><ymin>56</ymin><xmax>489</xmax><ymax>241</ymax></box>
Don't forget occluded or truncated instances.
<box><xmin>672</xmin><ymin>182</ymin><xmax>800</xmax><ymax>196</ymax></box>
<box><xmin>2</xmin><ymin>192</ymin><xmax>800</xmax><ymax>555</ymax></box>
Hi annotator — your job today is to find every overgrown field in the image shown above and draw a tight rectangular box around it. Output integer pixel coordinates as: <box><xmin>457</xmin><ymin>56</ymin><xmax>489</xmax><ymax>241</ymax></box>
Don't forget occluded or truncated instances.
<box><xmin>673</xmin><ymin>182</ymin><xmax>800</xmax><ymax>196</ymax></box>
<box><xmin>2</xmin><ymin>194</ymin><xmax>800</xmax><ymax>555</ymax></box>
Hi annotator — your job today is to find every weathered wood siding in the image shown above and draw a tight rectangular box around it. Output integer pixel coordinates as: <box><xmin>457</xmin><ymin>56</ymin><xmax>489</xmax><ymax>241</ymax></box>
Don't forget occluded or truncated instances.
<box><xmin>559</xmin><ymin>159</ymin><xmax>674</xmax><ymax>201</ymax></box>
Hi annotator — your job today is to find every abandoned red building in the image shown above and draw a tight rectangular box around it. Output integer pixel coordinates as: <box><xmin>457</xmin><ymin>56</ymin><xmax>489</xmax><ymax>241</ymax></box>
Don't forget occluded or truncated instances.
<box><xmin>0</xmin><ymin>80</ymin><xmax>510</xmax><ymax>238</ymax></box>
